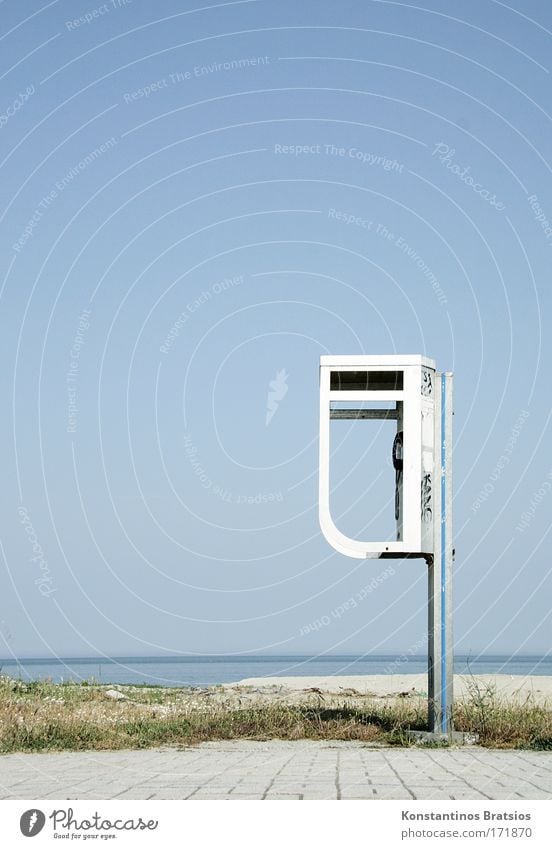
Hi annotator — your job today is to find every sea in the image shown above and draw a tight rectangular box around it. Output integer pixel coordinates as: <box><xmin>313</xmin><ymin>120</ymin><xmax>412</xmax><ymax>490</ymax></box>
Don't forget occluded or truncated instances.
<box><xmin>0</xmin><ymin>655</ymin><xmax>550</xmax><ymax>687</ymax></box>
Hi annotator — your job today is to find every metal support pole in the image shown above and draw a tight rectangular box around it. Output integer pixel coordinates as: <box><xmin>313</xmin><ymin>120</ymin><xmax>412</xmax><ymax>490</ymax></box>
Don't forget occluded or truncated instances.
<box><xmin>428</xmin><ymin>372</ymin><xmax>454</xmax><ymax>735</ymax></box>
<box><xmin>443</xmin><ymin>372</ymin><xmax>454</xmax><ymax>733</ymax></box>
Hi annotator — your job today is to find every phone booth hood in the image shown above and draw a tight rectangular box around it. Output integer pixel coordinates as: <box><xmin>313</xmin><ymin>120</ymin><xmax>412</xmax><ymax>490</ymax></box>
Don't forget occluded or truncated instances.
<box><xmin>319</xmin><ymin>354</ymin><xmax>437</xmax><ymax>559</ymax></box>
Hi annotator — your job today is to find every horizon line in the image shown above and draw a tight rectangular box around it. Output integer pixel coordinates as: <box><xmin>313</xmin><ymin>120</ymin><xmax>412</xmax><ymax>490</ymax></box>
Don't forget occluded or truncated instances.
<box><xmin>2</xmin><ymin>652</ymin><xmax>550</xmax><ymax>663</ymax></box>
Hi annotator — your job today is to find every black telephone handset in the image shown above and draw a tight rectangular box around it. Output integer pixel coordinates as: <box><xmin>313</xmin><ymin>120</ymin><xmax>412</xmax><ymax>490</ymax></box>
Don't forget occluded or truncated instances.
<box><xmin>392</xmin><ymin>431</ymin><xmax>403</xmax><ymax>522</ymax></box>
<box><xmin>392</xmin><ymin>431</ymin><xmax>403</xmax><ymax>472</ymax></box>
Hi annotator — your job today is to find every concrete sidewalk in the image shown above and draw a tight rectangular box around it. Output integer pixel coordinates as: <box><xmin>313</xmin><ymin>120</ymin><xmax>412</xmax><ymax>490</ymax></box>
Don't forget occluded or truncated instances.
<box><xmin>0</xmin><ymin>741</ymin><xmax>550</xmax><ymax>800</ymax></box>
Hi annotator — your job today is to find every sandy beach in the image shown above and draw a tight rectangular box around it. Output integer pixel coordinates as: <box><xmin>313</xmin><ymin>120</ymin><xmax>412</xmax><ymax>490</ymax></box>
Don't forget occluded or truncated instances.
<box><xmin>2</xmin><ymin>672</ymin><xmax>551</xmax><ymax>757</ymax></box>
<box><xmin>230</xmin><ymin>674</ymin><xmax>552</xmax><ymax>705</ymax></box>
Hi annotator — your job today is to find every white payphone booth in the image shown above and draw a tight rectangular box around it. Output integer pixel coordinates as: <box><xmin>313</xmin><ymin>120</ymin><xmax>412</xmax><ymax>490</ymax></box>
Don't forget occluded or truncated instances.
<box><xmin>318</xmin><ymin>354</ymin><xmax>454</xmax><ymax>736</ymax></box>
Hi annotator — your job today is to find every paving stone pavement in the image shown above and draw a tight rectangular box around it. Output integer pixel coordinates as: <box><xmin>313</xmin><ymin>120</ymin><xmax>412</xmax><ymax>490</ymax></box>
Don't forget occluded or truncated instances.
<box><xmin>0</xmin><ymin>741</ymin><xmax>551</xmax><ymax>800</ymax></box>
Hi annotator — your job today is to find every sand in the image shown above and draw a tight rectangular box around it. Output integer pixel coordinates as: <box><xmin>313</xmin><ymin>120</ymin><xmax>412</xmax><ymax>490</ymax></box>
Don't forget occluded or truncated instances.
<box><xmin>229</xmin><ymin>674</ymin><xmax>552</xmax><ymax>704</ymax></box>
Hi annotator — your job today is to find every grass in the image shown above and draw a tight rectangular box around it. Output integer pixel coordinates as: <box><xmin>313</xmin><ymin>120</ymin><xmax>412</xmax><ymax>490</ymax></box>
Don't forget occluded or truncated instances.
<box><xmin>453</xmin><ymin>678</ymin><xmax>552</xmax><ymax>750</ymax></box>
<box><xmin>0</xmin><ymin>675</ymin><xmax>551</xmax><ymax>753</ymax></box>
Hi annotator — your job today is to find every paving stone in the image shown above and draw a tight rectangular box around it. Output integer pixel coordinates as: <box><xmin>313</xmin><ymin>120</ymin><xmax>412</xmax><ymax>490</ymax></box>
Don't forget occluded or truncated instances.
<box><xmin>1</xmin><ymin>743</ymin><xmax>551</xmax><ymax>800</ymax></box>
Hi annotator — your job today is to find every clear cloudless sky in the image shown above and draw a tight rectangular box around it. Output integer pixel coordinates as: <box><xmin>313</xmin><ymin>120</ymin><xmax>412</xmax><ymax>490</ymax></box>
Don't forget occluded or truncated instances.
<box><xmin>1</xmin><ymin>0</ymin><xmax>551</xmax><ymax>659</ymax></box>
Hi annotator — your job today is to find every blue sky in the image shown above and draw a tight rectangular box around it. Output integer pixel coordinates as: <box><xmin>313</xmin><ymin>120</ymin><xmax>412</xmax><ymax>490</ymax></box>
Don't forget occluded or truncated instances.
<box><xmin>1</xmin><ymin>0</ymin><xmax>551</xmax><ymax>659</ymax></box>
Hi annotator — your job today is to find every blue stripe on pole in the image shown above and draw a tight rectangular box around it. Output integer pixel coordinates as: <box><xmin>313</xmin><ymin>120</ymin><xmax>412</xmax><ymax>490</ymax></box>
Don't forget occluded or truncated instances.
<box><xmin>440</xmin><ymin>376</ymin><xmax>447</xmax><ymax>734</ymax></box>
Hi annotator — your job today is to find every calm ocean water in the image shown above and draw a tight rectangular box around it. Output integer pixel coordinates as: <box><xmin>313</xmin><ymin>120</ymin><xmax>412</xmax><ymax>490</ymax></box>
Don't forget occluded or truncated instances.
<box><xmin>0</xmin><ymin>655</ymin><xmax>550</xmax><ymax>687</ymax></box>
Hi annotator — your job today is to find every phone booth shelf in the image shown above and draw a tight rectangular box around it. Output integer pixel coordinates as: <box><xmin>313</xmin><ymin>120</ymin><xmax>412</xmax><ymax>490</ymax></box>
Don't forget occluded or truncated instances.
<box><xmin>318</xmin><ymin>354</ymin><xmax>454</xmax><ymax>738</ymax></box>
